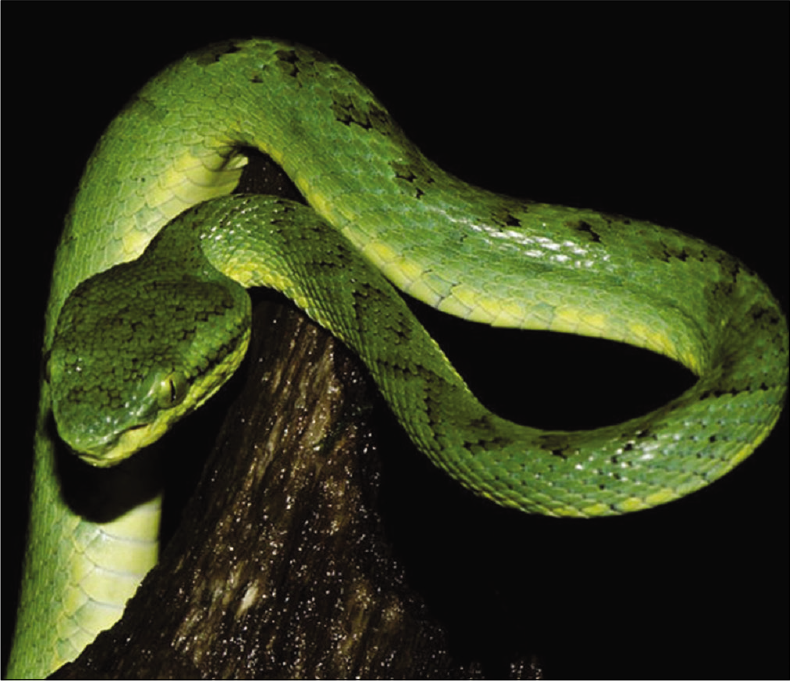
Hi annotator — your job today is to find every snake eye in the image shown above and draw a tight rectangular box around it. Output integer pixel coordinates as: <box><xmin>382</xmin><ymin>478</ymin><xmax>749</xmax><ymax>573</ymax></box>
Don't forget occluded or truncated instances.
<box><xmin>156</xmin><ymin>372</ymin><xmax>188</xmax><ymax>409</ymax></box>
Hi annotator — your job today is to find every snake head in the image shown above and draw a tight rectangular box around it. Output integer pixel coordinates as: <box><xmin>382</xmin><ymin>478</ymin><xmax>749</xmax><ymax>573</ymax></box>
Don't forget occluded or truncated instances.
<box><xmin>47</xmin><ymin>246</ymin><xmax>251</xmax><ymax>467</ymax></box>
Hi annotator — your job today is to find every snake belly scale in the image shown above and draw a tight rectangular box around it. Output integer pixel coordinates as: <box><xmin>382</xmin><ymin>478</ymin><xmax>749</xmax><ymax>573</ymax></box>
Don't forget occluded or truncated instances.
<box><xmin>6</xmin><ymin>38</ymin><xmax>787</xmax><ymax>679</ymax></box>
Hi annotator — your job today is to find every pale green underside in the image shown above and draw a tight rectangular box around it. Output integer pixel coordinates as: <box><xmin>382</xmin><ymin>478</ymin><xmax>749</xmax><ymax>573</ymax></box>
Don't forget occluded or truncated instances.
<box><xmin>7</xmin><ymin>38</ymin><xmax>788</xmax><ymax>679</ymax></box>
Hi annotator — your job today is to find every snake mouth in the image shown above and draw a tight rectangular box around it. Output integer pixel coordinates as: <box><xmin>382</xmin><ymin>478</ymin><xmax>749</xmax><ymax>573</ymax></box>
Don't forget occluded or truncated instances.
<box><xmin>75</xmin><ymin>423</ymin><xmax>162</xmax><ymax>468</ymax></box>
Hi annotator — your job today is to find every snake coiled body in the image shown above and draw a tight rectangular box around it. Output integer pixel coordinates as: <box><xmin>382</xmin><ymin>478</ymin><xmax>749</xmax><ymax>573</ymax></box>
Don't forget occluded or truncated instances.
<box><xmin>7</xmin><ymin>39</ymin><xmax>788</xmax><ymax>679</ymax></box>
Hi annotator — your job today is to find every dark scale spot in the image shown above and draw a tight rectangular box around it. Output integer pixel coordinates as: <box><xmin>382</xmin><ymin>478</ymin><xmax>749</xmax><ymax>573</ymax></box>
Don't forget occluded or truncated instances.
<box><xmin>193</xmin><ymin>40</ymin><xmax>243</xmax><ymax>67</ymax></box>
<box><xmin>535</xmin><ymin>433</ymin><xmax>578</xmax><ymax>459</ymax></box>
<box><xmin>750</xmin><ymin>304</ymin><xmax>784</xmax><ymax>330</ymax></box>
<box><xmin>489</xmin><ymin>205</ymin><xmax>526</xmax><ymax>231</ymax></box>
<box><xmin>700</xmin><ymin>385</ymin><xmax>744</xmax><ymax>400</ymax></box>
<box><xmin>568</xmin><ymin>220</ymin><xmax>602</xmax><ymax>243</ymax></box>
<box><xmin>392</xmin><ymin>165</ymin><xmax>417</xmax><ymax>182</ymax></box>
<box><xmin>389</xmin><ymin>160</ymin><xmax>436</xmax><ymax>200</ymax></box>
<box><xmin>465</xmin><ymin>436</ymin><xmax>513</xmax><ymax>457</ymax></box>
<box><xmin>660</xmin><ymin>243</ymin><xmax>691</xmax><ymax>263</ymax></box>
<box><xmin>710</xmin><ymin>279</ymin><xmax>736</xmax><ymax>300</ymax></box>
<box><xmin>389</xmin><ymin>165</ymin><xmax>426</xmax><ymax>199</ymax></box>
<box><xmin>362</xmin><ymin>104</ymin><xmax>392</xmax><ymax>135</ymax></box>
<box><xmin>457</xmin><ymin>414</ymin><xmax>513</xmax><ymax>455</ymax></box>
<box><xmin>273</xmin><ymin>47</ymin><xmax>302</xmax><ymax>79</ymax></box>
<box><xmin>330</xmin><ymin>93</ymin><xmax>392</xmax><ymax>134</ymax></box>
<box><xmin>600</xmin><ymin>212</ymin><xmax>632</xmax><ymax>226</ymax></box>
<box><xmin>715</xmin><ymin>250</ymin><xmax>747</xmax><ymax>280</ymax></box>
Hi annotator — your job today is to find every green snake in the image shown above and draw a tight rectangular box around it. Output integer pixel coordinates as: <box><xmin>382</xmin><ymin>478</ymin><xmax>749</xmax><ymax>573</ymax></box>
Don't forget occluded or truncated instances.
<box><xmin>7</xmin><ymin>38</ymin><xmax>788</xmax><ymax>679</ymax></box>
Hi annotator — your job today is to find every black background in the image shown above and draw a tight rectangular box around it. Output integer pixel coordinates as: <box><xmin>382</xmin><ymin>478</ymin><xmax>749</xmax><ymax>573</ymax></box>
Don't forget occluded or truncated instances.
<box><xmin>3</xmin><ymin>6</ymin><xmax>787</xmax><ymax>679</ymax></box>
